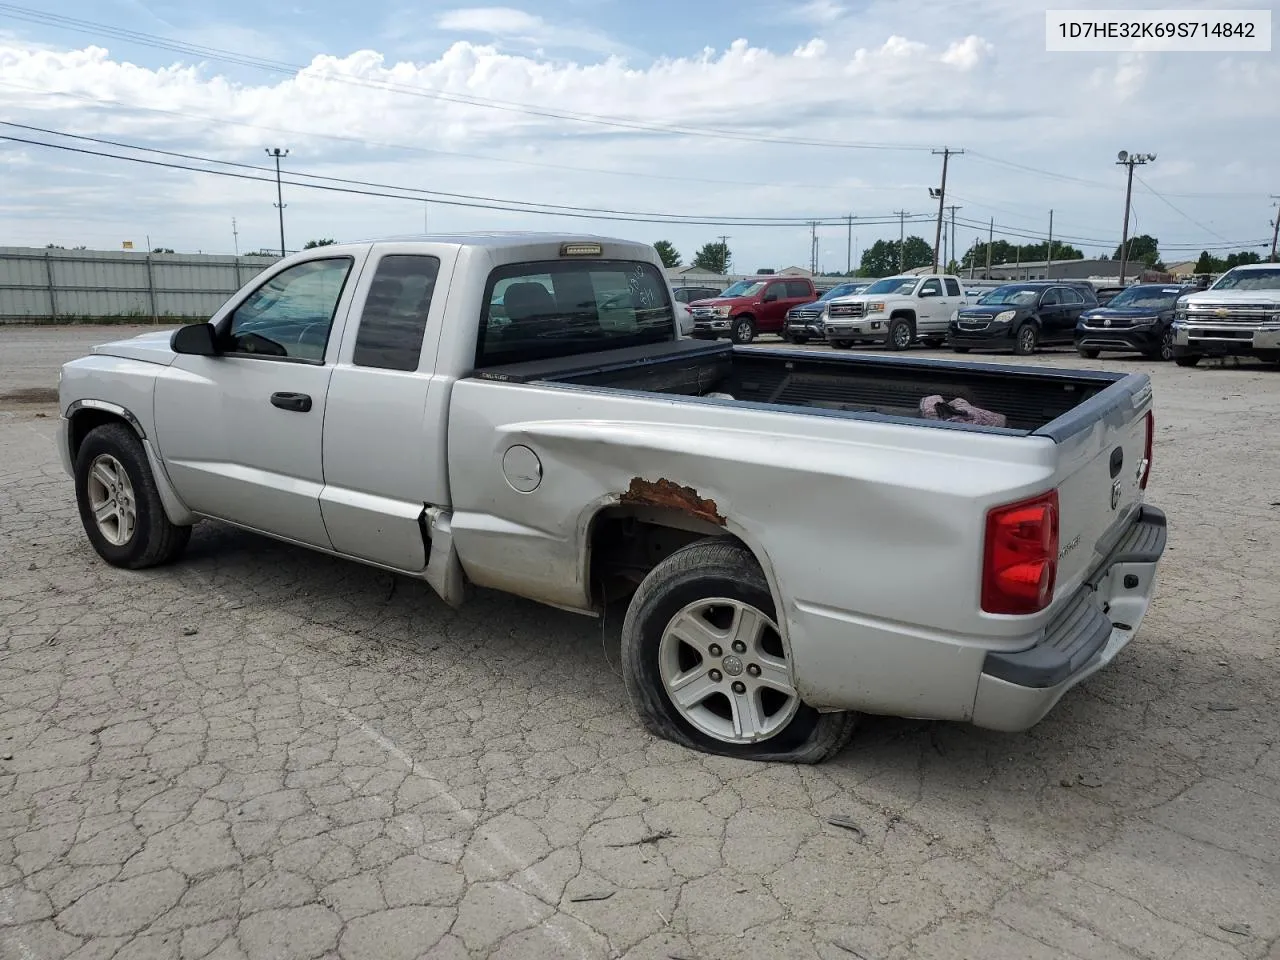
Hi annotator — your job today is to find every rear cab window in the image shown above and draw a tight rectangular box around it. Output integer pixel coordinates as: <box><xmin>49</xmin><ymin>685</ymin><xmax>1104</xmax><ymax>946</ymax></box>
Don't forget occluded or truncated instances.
<box><xmin>477</xmin><ymin>259</ymin><xmax>676</xmax><ymax>368</ymax></box>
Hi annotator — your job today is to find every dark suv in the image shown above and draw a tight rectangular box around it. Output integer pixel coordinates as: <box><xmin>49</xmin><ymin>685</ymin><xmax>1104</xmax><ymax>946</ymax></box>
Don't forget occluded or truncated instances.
<box><xmin>948</xmin><ymin>281</ymin><xmax>1098</xmax><ymax>355</ymax></box>
<box><xmin>1074</xmin><ymin>283</ymin><xmax>1193</xmax><ymax>361</ymax></box>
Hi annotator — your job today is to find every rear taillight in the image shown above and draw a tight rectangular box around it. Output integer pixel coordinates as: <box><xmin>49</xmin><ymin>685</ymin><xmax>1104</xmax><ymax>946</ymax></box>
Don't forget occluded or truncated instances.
<box><xmin>1140</xmin><ymin>410</ymin><xmax>1153</xmax><ymax>489</ymax></box>
<box><xmin>982</xmin><ymin>491</ymin><xmax>1060</xmax><ymax>615</ymax></box>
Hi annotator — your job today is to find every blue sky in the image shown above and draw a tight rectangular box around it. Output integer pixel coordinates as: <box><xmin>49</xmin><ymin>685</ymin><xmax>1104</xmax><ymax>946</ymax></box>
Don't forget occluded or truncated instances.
<box><xmin>1</xmin><ymin>0</ymin><xmax>1277</xmax><ymax>270</ymax></box>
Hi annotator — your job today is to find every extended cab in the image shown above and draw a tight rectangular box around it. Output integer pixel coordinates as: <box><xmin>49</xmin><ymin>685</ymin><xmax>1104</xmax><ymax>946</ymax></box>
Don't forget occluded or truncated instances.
<box><xmin>1171</xmin><ymin>263</ymin><xmax>1280</xmax><ymax>366</ymax></box>
<box><xmin>689</xmin><ymin>276</ymin><xmax>816</xmax><ymax>344</ymax></box>
<box><xmin>823</xmin><ymin>274</ymin><xmax>967</xmax><ymax>350</ymax></box>
<box><xmin>57</xmin><ymin>234</ymin><xmax>1166</xmax><ymax>764</ymax></box>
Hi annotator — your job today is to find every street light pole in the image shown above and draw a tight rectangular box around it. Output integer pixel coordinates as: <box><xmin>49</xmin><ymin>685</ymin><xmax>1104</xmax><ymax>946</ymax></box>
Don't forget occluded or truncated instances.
<box><xmin>266</xmin><ymin>147</ymin><xmax>289</xmax><ymax>258</ymax></box>
<box><xmin>1116</xmin><ymin>150</ymin><xmax>1154</xmax><ymax>285</ymax></box>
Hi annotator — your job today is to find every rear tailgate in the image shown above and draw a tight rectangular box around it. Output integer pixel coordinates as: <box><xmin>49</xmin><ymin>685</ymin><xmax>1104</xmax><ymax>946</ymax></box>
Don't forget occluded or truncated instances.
<box><xmin>1039</xmin><ymin>375</ymin><xmax>1154</xmax><ymax>596</ymax></box>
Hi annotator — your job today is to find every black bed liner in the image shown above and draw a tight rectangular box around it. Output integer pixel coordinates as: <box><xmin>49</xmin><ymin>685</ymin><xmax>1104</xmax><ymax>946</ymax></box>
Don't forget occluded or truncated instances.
<box><xmin>472</xmin><ymin>339</ymin><xmax>1140</xmax><ymax>438</ymax></box>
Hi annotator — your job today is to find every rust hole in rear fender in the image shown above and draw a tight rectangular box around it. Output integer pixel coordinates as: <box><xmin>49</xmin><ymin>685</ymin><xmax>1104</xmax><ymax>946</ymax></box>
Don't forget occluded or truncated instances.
<box><xmin>619</xmin><ymin>477</ymin><xmax>726</xmax><ymax>526</ymax></box>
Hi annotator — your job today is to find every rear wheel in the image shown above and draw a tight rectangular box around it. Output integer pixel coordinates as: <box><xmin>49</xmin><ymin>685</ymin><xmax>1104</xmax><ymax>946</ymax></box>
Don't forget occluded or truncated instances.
<box><xmin>1014</xmin><ymin>324</ymin><xmax>1038</xmax><ymax>356</ymax></box>
<box><xmin>1174</xmin><ymin>354</ymin><xmax>1202</xmax><ymax>367</ymax></box>
<box><xmin>620</xmin><ymin>539</ymin><xmax>857</xmax><ymax>763</ymax></box>
<box><xmin>887</xmin><ymin>317</ymin><xmax>913</xmax><ymax>351</ymax></box>
<box><xmin>1077</xmin><ymin>347</ymin><xmax>1101</xmax><ymax>359</ymax></box>
<box><xmin>828</xmin><ymin>339</ymin><xmax>852</xmax><ymax>350</ymax></box>
<box><xmin>731</xmin><ymin>316</ymin><xmax>756</xmax><ymax>345</ymax></box>
<box><xmin>74</xmin><ymin>423</ymin><xmax>191</xmax><ymax>569</ymax></box>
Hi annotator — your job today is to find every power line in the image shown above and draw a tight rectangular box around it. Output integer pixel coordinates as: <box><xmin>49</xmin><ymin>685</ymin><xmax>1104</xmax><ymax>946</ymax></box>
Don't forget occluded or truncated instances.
<box><xmin>0</xmin><ymin>128</ymin><xmax>943</xmax><ymax>228</ymax></box>
<box><xmin>0</xmin><ymin>3</ymin><xmax>940</xmax><ymax>153</ymax></box>
<box><xmin>1135</xmin><ymin>174</ymin><xmax>1231</xmax><ymax>244</ymax></box>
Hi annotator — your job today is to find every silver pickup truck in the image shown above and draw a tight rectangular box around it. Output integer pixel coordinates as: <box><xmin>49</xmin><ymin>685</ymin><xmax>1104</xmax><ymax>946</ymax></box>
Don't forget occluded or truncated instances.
<box><xmin>56</xmin><ymin>234</ymin><xmax>1166</xmax><ymax>763</ymax></box>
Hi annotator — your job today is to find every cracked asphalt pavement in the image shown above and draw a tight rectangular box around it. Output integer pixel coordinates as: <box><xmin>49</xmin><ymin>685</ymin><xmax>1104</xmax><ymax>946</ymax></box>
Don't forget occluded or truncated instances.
<box><xmin>1</xmin><ymin>325</ymin><xmax>1278</xmax><ymax>960</ymax></box>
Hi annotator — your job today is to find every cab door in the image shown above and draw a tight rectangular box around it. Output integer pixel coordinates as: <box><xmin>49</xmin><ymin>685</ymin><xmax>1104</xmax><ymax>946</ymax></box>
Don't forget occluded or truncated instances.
<box><xmin>154</xmin><ymin>254</ymin><xmax>364</xmax><ymax>548</ymax></box>
<box><xmin>318</xmin><ymin>246</ymin><xmax>459</xmax><ymax>572</ymax></box>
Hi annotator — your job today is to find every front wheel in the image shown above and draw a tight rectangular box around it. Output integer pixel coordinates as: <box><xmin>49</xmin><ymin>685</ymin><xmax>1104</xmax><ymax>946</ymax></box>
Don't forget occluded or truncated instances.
<box><xmin>1174</xmin><ymin>354</ymin><xmax>1202</xmax><ymax>367</ymax></box>
<box><xmin>887</xmin><ymin>318</ymin><xmax>913</xmax><ymax>351</ymax></box>
<box><xmin>1153</xmin><ymin>327</ymin><xmax>1175</xmax><ymax>362</ymax></box>
<box><xmin>620</xmin><ymin>539</ymin><xmax>857</xmax><ymax>763</ymax></box>
<box><xmin>731</xmin><ymin>316</ymin><xmax>756</xmax><ymax>345</ymax></box>
<box><xmin>1014</xmin><ymin>324</ymin><xmax>1039</xmax><ymax>356</ymax></box>
<box><xmin>1077</xmin><ymin>346</ymin><xmax>1101</xmax><ymax>359</ymax></box>
<box><xmin>74</xmin><ymin>423</ymin><xmax>192</xmax><ymax>569</ymax></box>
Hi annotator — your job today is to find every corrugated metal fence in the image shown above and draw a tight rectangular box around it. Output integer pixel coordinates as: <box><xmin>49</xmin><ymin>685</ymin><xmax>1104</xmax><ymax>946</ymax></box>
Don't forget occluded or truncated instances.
<box><xmin>0</xmin><ymin>247</ymin><xmax>282</xmax><ymax>323</ymax></box>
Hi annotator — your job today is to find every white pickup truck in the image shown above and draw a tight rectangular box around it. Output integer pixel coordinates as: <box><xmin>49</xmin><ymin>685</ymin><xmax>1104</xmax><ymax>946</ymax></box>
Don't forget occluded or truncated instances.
<box><xmin>1171</xmin><ymin>262</ymin><xmax>1280</xmax><ymax>366</ymax></box>
<box><xmin>823</xmin><ymin>273</ymin><xmax>968</xmax><ymax>350</ymax></box>
<box><xmin>56</xmin><ymin>234</ymin><xmax>1166</xmax><ymax>763</ymax></box>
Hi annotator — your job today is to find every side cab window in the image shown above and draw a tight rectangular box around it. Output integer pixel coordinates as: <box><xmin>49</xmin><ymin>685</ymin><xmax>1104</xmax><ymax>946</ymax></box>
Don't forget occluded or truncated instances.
<box><xmin>222</xmin><ymin>258</ymin><xmax>354</xmax><ymax>361</ymax></box>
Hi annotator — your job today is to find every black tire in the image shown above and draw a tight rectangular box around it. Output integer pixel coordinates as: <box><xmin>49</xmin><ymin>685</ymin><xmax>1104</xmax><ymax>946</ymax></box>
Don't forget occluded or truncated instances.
<box><xmin>951</xmin><ymin>346</ymin><xmax>970</xmax><ymax>354</ymax></box>
<box><xmin>922</xmin><ymin>337</ymin><xmax>945</xmax><ymax>348</ymax></box>
<box><xmin>1077</xmin><ymin>347</ymin><xmax>1101</xmax><ymax>359</ymax></box>
<box><xmin>1174</xmin><ymin>354</ymin><xmax>1202</xmax><ymax>367</ymax></box>
<box><xmin>828</xmin><ymin>339</ymin><xmax>852</xmax><ymax>349</ymax></box>
<box><xmin>74</xmin><ymin>423</ymin><xmax>191</xmax><ymax>569</ymax></box>
<box><xmin>791</xmin><ymin>336</ymin><xmax>809</xmax><ymax>345</ymax></box>
<box><xmin>1155</xmin><ymin>327</ymin><xmax>1175</xmax><ymax>362</ymax></box>
<box><xmin>620</xmin><ymin>538</ymin><xmax>857</xmax><ymax>764</ymax></box>
<box><xmin>731</xmin><ymin>316</ymin><xmax>756</xmax><ymax>345</ymax></box>
<box><xmin>1014</xmin><ymin>323</ymin><xmax>1039</xmax><ymax>356</ymax></box>
<box><xmin>887</xmin><ymin>317</ymin><xmax>913</xmax><ymax>351</ymax></box>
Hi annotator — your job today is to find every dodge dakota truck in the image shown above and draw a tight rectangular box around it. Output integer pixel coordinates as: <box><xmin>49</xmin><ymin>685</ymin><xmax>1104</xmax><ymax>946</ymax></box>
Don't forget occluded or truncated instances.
<box><xmin>56</xmin><ymin>234</ymin><xmax>1166</xmax><ymax>764</ymax></box>
<box><xmin>823</xmin><ymin>273</ymin><xmax>967</xmax><ymax>350</ymax></box>
<box><xmin>1170</xmin><ymin>263</ymin><xmax>1280</xmax><ymax>366</ymax></box>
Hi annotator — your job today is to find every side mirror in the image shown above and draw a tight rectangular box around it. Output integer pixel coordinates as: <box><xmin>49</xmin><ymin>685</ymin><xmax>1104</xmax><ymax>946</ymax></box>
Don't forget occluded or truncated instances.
<box><xmin>919</xmin><ymin>289</ymin><xmax>939</xmax><ymax>298</ymax></box>
<box><xmin>171</xmin><ymin>322</ymin><xmax>219</xmax><ymax>356</ymax></box>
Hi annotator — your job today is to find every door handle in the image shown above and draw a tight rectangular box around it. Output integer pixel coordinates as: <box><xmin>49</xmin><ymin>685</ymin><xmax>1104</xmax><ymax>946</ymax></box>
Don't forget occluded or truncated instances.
<box><xmin>270</xmin><ymin>392</ymin><xmax>313</xmax><ymax>413</ymax></box>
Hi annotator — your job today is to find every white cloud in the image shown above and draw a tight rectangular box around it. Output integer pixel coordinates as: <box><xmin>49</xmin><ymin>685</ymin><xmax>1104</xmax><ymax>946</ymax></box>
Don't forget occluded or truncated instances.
<box><xmin>0</xmin><ymin>3</ymin><xmax>1277</xmax><ymax>267</ymax></box>
<box><xmin>433</xmin><ymin>6</ymin><xmax>626</xmax><ymax>57</ymax></box>
<box><xmin>793</xmin><ymin>0</ymin><xmax>846</xmax><ymax>25</ymax></box>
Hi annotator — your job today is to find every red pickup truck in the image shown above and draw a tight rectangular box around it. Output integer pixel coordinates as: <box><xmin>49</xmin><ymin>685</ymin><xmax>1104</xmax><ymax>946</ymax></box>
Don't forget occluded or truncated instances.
<box><xmin>689</xmin><ymin>276</ymin><xmax>817</xmax><ymax>344</ymax></box>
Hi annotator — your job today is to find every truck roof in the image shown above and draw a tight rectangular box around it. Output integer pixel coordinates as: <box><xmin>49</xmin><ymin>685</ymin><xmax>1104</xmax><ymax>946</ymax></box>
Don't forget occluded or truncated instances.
<box><xmin>283</xmin><ymin>233</ymin><xmax>658</xmax><ymax>259</ymax></box>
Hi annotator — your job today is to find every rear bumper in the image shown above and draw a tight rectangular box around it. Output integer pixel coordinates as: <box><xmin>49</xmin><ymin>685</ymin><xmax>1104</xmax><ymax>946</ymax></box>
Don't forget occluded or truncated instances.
<box><xmin>788</xmin><ymin>505</ymin><xmax>1167</xmax><ymax>730</ymax></box>
<box><xmin>1075</xmin><ymin>325</ymin><xmax>1163</xmax><ymax>353</ymax></box>
<box><xmin>970</xmin><ymin>505</ymin><xmax>1167</xmax><ymax>731</ymax></box>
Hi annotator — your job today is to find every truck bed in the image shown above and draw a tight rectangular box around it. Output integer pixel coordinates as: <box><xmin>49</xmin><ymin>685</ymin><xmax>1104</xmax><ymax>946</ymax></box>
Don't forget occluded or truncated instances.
<box><xmin>471</xmin><ymin>338</ymin><xmax>1131</xmax><ymax>436</ymax></box>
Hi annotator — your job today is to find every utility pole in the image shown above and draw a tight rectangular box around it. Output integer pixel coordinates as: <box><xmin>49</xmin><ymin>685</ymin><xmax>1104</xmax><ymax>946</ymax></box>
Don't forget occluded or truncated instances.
<box><xmin>1116</xmin><ymin>150</ymin><xmax>1155</xmax><ymax>284</ymax></box>
<box><xmin>1047</xmin><ymin>209</ymin><xmax>1054</xmax><ymax>274</ymax></box>
<box><xmin>266</xmin><ymin>147</ymin><xmax>289</xmax><ymax>258</ymax></box>
<box><xmin>1269</xmin><ymin>196</ymin><xmax>1279</xmax><ymax>262</ymax></box>
<box><xmin>423</xmin><ymin>201</ymin><xmax>429</xmax><ymax>235</ymax></box>
<box><xmin>893</xmin><ymin>210</ymin><xmax>909</xmax><ymax>271</ymax></box>
<box><xmin>945</xmin><ymin>205</ymin><xmax>961</xmax><ymax>273</ymax></box>
<box><xmin>930</xmin><ymin>147</ymin><xmax>962</xmax><ymax>273</ymax></box>
<box><xmin>717</xmin><ymin>235</ymin><xmax>731</xmax><ymax>275</ymax></box>
<box><xmin>846</xmin><ymin>214</ymin><xmax>854</xmax><ymax>274</ymax></box>
<box><xmin>985</xmin><ymin>217</ymin><xmax>993</xmax><ymax>278</ymax></box>
<box><xmin>231</xmin><ymin>217</ymin><xmax>239</xmax><ymax>256</ymax></box>
<box><xmin>810</xmin><ymin>221</ymin><xmax>819</xmax><ymax>276</ymax></box>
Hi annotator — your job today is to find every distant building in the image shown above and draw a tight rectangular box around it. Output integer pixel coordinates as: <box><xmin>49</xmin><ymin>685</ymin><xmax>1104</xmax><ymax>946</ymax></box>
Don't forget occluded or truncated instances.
<box><xmin>1165</xmin><ymin>260</ymin><xmax>1198</xmax><ymax>278</ymax></box>
<box><xmin>985</xmin><ymin>258</ymin><xmax>1127</xmax><ymax>281</ymax></box>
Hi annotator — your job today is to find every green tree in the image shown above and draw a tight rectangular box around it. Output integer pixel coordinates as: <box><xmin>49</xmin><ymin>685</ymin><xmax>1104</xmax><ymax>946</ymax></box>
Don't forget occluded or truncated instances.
<box><xmin>653</xmin><ymin>240</ymin><xmax>681</xmax><ymax>268</ymax></box>
<box><xmin>692</xmin><ymin>241</ymin><xmax>730</xmax><ymax>274</ymax></box>
<box><xmin>1115</xmin><ymin>234</ymin><xmax>1161</xmax><ymax>268</ymax></box>
<box><xmin>304</xmin><ymin>238</ymin><xmax>337</xmax><ymax>249</ymax></box>
<box><xmin>1224</xmin><ymin>250</ymin><xmax>1261</xmax><ymax>269</ymax></box>
<box><xmin>1194</xmin><ymin>250</ymin><xmax>1223</xmax><ymax>273</ymax></box>
<box><xmin>859</xmin><ymin>236</ymin><xmax>933</xmax><ymax>277</ymax></box>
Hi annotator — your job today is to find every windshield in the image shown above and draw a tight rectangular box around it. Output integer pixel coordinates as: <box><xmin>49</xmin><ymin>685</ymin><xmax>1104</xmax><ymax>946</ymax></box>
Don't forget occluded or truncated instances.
<box><xmin>977</xmin><ymin>285</ymin><xmax>1041</xmax><ymax>306</ymax></box>
<box><xmin>1210</xmin><ymin>268</ymin><xmax>1280</xmax><ymax>291</ymax></box>
<box><xmin>861</xmin><ymin>277</ymin><xmax>917</xmax><ymax>296</ymax></box>
<box><xmin>719</xmin><ymin>280</ymin><xmax>766</xmax><ymax>298</ymax></box>
<box><xmin>818</xmin><ymin>283</ymin><xmax>864</xmax><ymax>300</ymax></box>
<box><xmin>477</xmin><ymin>259</ymin><xmax>675</xmax><ymax>368</ymax></box>
<box><xmin>1105</xmin><ymin>286</ymin><xmax>1188</xmax><ymax>310</ymax></box>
